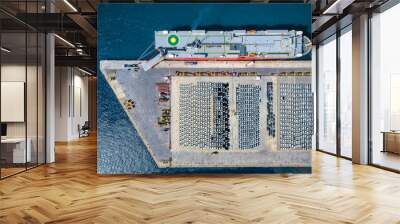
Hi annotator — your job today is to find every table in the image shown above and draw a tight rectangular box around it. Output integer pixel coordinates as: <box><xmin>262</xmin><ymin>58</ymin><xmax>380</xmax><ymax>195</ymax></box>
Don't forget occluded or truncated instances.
<box><xmin>382</xmin><ymin>131</ymin><xmax>400</xmax><ymax>154</ymax></box>
<box><xmin>1</xmin><ymin>138</ymin><xmax>31</xmax><ymax>163</ymax></box>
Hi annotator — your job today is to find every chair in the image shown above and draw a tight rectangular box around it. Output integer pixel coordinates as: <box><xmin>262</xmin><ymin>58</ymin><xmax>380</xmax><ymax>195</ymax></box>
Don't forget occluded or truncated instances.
<box><xmin>79</xmin><ymin>121</ymin><xmax>90</xmax><ymax>138</ymax></box>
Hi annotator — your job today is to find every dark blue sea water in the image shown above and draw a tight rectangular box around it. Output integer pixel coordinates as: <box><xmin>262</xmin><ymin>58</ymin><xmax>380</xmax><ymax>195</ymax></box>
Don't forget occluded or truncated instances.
<box><xmin>98</xmin><ymin>3</ymin><xmax>312</xmax><ymax>61</ymax></box>
<box><xmin>97</xmin><ymin>3</ymin><xmax>312</xmax><ymax>174</ymax></box>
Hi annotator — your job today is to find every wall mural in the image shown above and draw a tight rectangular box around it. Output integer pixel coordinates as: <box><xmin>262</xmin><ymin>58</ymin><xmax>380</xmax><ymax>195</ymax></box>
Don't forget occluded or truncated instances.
<box><xmin>97</xmin><ymin>3</ymin><xmax>313</xmax><ymax>174</ymax></box>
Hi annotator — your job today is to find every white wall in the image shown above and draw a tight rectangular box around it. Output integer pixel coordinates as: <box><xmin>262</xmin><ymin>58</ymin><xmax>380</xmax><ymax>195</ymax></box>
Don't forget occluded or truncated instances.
<box><xmin>70</xmin><ymin>72</ymin><xmax>89</xmax><ymax>138</ymax></box>
<box><xmin>55</xmin><ymin>66</ymin><xmax>69</xmax><ymax>141</ymax></box>
<box><xmin>1</xmin><ymin>65</ymin><xmax>27</xmax><ymax>139</ymax></box>
<box><xmin>1</xmin><ymin>63</ymin><xmax>46</xmax><ymax>164</ymax></box>
<box><xmin>1</xmin><ymin>65</ymin><xmax>41</xmax><ymax>137</ymax></box>
<box><xmin>55</xmin><ymin>67</ymin><xmax>89</xmax><ymax>141</ymax></box>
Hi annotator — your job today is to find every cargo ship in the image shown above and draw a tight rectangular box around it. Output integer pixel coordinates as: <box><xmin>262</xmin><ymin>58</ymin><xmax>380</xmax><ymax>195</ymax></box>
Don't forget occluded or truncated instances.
<box><xmin>141</xmin><ymin>30</ymin><xmax>312</xmax><ymax>71</ymax></box>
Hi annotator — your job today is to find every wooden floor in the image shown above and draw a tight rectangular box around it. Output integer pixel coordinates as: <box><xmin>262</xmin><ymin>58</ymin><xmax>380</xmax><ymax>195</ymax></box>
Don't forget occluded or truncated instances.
<box><xmin>1</xmin><ymin>135</ymin><xmax>400</xmax><ymax>224</ymax></box>
<box><xmin>1</xmin><ymin>167</ymin><xmax>26</xmax><ymax>178</ymax></box>
<box><xmin>373</xmin><ymin>150</ymin><xmax>400</xmax><ymax>171</ymax></box>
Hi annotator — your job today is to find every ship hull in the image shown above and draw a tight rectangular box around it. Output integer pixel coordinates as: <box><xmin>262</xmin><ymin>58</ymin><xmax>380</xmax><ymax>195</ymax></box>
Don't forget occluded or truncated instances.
<box><xmin>140</xmin><ymin>30</ymin><xmax>312</xmax><ymax>71</ymax></box>
<box><xmin>165</xmin><ymin>56</ymin><xmax>301</xmax><ymax>61</ymax></box>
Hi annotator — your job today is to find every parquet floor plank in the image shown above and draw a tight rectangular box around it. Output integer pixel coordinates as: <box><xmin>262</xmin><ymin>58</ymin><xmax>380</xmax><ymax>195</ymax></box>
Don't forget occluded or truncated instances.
<box><xmin>1</xmin><ymin>135</ymin><xmax>400</xmax><ymax>223</ymax></box>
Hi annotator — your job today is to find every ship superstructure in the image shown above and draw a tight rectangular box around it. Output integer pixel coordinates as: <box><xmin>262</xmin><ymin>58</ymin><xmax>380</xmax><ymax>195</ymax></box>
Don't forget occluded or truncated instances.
<box><xmin>140</xmin><ymin>30</ymin><xmax>312</xmax><ymax>70</ymax></box>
